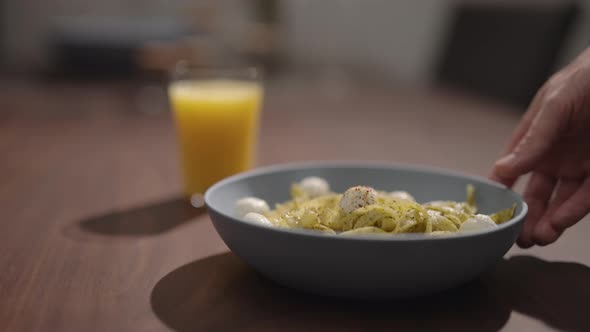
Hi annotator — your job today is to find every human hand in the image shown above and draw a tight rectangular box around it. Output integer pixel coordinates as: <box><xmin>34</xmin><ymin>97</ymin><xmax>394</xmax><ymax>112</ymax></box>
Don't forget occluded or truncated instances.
<box><xmin>490</xmin><ymin>48</ymin><xmax>590</xmax><ymax>248</ymax></box>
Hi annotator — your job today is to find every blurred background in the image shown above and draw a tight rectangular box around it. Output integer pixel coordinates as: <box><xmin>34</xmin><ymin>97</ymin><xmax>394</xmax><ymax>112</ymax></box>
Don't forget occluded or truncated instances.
<box><xmin>1</xmin><ymin>0</ymin><xmax>588</xmax><ymax>106</ymax></box>
<box><xmin>2</xmin><ymin>0</ymin><xmax>590</xmax><ymax>187</ymax></box>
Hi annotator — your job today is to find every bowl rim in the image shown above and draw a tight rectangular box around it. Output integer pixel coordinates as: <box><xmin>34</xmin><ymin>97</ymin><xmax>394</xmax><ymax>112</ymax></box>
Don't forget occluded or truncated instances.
<box><xmin>204</xmin><ymin>161</ymin><xmax>528</xmax><ymax>242</ymax></box>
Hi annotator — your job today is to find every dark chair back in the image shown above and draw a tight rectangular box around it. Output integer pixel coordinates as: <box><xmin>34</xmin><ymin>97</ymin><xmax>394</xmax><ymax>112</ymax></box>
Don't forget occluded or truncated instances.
<box><xmin>436</xmin><ymin>1</ymin><xmax>579</xmax><ymax>107</ymax></box>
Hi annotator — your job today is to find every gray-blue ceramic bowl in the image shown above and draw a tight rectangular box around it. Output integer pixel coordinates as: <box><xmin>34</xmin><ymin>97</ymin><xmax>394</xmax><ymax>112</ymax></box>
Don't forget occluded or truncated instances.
<box><xmin>205</xmin><ymin>162</ymin><xmax>527</xmax><ymax>299</ymax></box>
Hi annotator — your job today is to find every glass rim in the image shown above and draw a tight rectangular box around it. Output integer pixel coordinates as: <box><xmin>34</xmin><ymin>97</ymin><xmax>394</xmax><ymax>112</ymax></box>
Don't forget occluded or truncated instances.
<box><xmin>169</xmin><ymin>60</ymin><xmax>262</xmax><ymax>81</ymax></box>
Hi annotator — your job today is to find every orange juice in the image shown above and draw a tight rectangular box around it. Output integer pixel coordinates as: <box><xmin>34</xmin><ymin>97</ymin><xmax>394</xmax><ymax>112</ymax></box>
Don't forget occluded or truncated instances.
<box><xmin>169</xmin><ymin>79</ymin><xmax>263</xmax><ymax>196</ymax></box>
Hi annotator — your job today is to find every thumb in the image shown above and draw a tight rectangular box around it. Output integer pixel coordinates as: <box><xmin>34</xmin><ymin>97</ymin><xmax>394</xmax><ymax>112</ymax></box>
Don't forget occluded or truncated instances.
<box><xmin>492</xmin><ymin>102</ymin><xmax>566</xmax><ymax>183</ymax></box>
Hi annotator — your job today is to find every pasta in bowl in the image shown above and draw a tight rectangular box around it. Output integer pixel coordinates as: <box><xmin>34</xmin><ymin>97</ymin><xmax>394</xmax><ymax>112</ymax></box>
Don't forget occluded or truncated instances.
<box><xmin>205</xmin><ymin>162</ymin><xmax>527</xmax><ymax>299</ymax></box>
<box><xmin>234</xmin><ymin>177</ymin><xmax>516</xmax><ymax>237</ymax></box>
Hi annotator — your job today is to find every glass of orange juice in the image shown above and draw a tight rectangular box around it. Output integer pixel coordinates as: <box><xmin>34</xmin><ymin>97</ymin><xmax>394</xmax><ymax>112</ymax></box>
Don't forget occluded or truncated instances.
<box><xmin>169</xmin><ymin>62</ymin><xmax>263</xmax><ymax>202</ymax></box>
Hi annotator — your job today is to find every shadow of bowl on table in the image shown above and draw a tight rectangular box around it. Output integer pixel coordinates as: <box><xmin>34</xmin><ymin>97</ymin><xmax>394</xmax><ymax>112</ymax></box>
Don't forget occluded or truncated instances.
<box><xmin>64</xmin><ymin>196</ymin><xmax>206</xmax><ymax>240</ymax></box>
<box><xmin>153</xmin><ymin>253</ymin><xmax>590</xmax><ymax>332</ymax></box>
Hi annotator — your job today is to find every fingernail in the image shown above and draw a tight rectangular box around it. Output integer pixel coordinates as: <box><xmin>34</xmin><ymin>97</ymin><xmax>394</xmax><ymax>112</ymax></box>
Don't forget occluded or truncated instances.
<box><xmin>496</xmin><ymin>153</ymin><xmax>516</xmax><ymax>169</ymax></box>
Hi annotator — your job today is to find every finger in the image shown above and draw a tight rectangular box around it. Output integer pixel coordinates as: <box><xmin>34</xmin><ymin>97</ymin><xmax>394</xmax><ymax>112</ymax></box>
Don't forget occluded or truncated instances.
<box><xmin>489</xmin><ymin>92</ymin><xmax>546</xmax><ymax>187</ymax></box>
<box><xmin>551</xmin><ymin>177</ymin><xmax>590</xmax><ymax>231</ymax></box>
<box><xmin>489</xmin><ymin>172</ymin><xmax>517</xmax><ymax>188</ymax></box>
<box><xmin>492</xmin><ymin>98</ymin><xmax>567</xmax><ymax>183</ymax></box>
<box><xmin>517</xmin><ymin>172</ymin><xmax>557</xmax><ymax>248</ymax></box>
<box><xmin>532</xmin><ymin>178</ymin><xmax>581</xmax><ymax>246</ymax></box>
<box><xmin>503</xmin><ymin>88</ymin><xmax>546</xmax><ymax>154</ymax></box>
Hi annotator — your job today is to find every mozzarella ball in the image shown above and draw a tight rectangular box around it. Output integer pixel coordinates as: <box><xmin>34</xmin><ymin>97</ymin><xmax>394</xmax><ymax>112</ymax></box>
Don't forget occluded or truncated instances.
<box><xmin>388</xmin><ymin>191</ymin><xmax>416</xmax><ymax>202</ymax></box>
<box><xmin>340</xmin><ymin>186</ymin><xmax>377</xmax><ymax>213</ymax></box>
<box><xmin>459</xmin><ymin>214</ymin><xmax>498</xmax><ymax>233</ymax></box>
<box><xmin>234</xmin><ymin>197</ymin><xmax>270</xmax><ymax>217</ymax></box>
<box><xmin>243</xmin><ymin>212</ymin><xmax>272</xmax><ymax>226</ymax></box>
<box><xmin>299</xmin><ymin>176</ymin><xmax>330</xmax><ymax>198</ymax></box>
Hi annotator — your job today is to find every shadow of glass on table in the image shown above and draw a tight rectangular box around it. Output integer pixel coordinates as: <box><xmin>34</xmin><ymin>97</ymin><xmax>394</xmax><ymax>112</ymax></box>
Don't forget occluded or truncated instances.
<box><xmin>64</xmin><ymin>196</ymin><xmax>206</xmax><ymax>239</ymax></box>
<box><xmin>152</xmin><ymin>253</ymin><xmax>590</xmax><ymax>332</ymax></box>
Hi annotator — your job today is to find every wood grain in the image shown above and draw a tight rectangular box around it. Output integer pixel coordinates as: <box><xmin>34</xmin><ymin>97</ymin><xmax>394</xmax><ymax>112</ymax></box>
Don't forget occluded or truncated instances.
<box><xmin>0</xmin><ymin>76</ymin><xmax>588</xmax><ymax>332</ymax></box>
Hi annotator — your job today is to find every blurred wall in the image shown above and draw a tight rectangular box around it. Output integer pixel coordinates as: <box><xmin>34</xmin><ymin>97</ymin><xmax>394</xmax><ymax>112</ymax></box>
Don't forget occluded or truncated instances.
<box><xmin>2</xmin><ymin>0</ymin><xmax>590</xmax><ymax>82</ymax></box>
<box><xmin>282</xmin><ymin>0</ymin><xmax>451</xmax><ymax>83</ymax></box>
<box><xmin>0</xmin><ymin>0</ymin><xmax>183</xmax><ymax>68</ymax></box>
<box><xmin>0</xmin><ymin>0</ymin><xmax>249</xmax><ymax>71</ymax></box>
<box><xmin>282</xmin><ymin>0</ymin><xmax>590</xmax><ymax>84</ymax></box>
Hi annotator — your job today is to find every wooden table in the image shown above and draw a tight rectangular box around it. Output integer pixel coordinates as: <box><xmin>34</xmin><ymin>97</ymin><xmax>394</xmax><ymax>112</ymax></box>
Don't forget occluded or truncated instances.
<box><xmin>1</xmin><ymin>76</ymin><xmax>588</xmax><ymax>331</ymax></box>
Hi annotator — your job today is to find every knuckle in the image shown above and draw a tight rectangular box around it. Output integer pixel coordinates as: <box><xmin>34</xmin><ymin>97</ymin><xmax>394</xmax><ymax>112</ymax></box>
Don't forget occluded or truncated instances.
<box><xmin>546</xmin><ymin>71</ymin><xmax>566</xmax><ymax>88</ymax></box>
<box><xmin>542</xmin><ymin>90</ymin><xmax>566</xmax><ymax>110</ymax></box>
